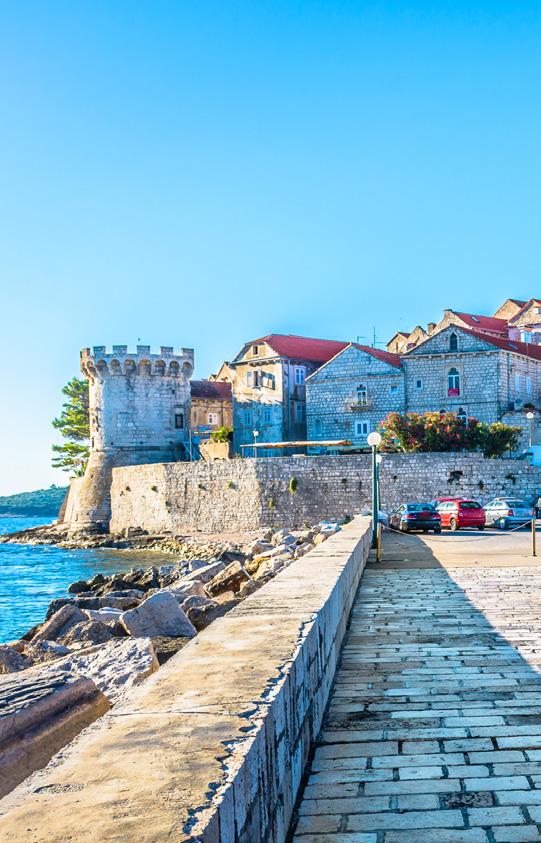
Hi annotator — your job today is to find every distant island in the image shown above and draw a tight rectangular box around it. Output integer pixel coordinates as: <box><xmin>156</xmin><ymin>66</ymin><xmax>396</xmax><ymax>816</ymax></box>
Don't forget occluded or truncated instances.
<box><xmin>0</xmin><ymin>486</ymin><xmax>68</xmax><ymax>517</ymax></box>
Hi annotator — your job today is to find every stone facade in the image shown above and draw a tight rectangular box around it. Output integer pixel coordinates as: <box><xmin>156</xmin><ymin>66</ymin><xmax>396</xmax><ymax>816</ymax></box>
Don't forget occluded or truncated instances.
<box><xmin>63</xmin><ymin>345</ymin><xmax>194</xmax><ymax>531</ymax></box>
<box><xmin>190</xmin><ymin>380</ymin><xmax>232</xmax><ymax>432</ymax></box>
<box><xmin>229</xmin><ymin>335</ymin><xmax>348</xmax><ymax>455</ymax></box>
<box><xmin>306</xmin><ymin>325</ymin><xmax>541</xmax><ymax>451</ymax></box>
<box><xmin>109</xmin><ymin>452</ymin><xmax>541</xmax><ymax>534</ymax></box>
<box><xmin>306</xmin><ymin>344</ymin><xmax>403</xmax><ymax>449</ymax></box>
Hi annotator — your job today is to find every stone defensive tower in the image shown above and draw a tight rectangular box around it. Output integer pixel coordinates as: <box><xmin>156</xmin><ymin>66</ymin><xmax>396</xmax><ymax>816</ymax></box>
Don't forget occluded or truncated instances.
<box><xmin>63</xmin><ymin>344</ymin><xmax>194</xmax><ymax>532</ymax></box>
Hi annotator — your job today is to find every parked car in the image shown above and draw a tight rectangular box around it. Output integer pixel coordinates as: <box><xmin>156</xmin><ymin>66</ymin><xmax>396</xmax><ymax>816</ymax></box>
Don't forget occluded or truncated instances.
<box><xmin>389</xmin><ymin>502</ymin><xmax>441</xmax><ymax>533</ymax></box>
<box><xmin>436</xmin><ymin>499</ymin><xmax>485</xmax><ymax>531</ymax></box>
<box><xmin>483</xmin><ymin>498</ymin><xmax>534</xmax><ymax>530</ymax></box>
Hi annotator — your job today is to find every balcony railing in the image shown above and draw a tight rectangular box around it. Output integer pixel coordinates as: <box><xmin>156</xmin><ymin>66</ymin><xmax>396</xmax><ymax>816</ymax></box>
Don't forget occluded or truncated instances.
<box><xmin>345</xmin><ymin>400</ymin><xmax>373</xmax><ymax>412</ymax></box>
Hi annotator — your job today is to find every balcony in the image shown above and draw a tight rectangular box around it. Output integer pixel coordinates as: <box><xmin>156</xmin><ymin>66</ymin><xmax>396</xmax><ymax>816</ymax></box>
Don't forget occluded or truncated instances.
<box><xmin>345</xmin><ymin>400</ymin><xmax>373</xmax><ymax>412</ymax></box>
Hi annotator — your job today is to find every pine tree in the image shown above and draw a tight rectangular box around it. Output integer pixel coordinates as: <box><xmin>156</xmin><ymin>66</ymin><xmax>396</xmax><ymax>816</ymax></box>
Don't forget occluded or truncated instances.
<box><xmin>52</xmin><ymin>377</ymin><xmax>90</xmax><ymax>476</ymax></box>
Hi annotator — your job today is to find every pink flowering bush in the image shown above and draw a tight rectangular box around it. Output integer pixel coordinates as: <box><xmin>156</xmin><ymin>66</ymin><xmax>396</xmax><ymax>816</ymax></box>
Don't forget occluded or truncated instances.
<box><xmin>379</xmin><ymin>412</ymin><xmax>520</xmax><ymax>458</ymax></box>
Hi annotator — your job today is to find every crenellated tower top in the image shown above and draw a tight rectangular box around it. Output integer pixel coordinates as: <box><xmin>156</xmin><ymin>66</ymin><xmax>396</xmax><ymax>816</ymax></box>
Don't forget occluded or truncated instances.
<box><xmin>81</xmin><ymin>345</ymin><xmax>194</xmax><ymax>381</ymax></box>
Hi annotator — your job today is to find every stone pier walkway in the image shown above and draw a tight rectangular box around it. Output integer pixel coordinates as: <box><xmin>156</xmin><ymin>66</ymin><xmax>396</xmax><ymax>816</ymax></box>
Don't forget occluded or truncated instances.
<box><xmin>291</xmin><ymin>530</ymin><xmax>541</xmax><ymax>843</ymax></box>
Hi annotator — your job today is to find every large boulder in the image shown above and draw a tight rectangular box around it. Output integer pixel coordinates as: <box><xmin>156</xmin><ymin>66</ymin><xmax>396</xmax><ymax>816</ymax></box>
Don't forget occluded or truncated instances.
<box><xmin>179</xmin><ymin>559</ymin><xmax>226</xmax><ymax>585</ymax></box>
<box><xmin>0</xmin><ymin>666</ymin><xmax>109</xmax><ymax>798</ymax></box>
<box><xmin>48</xmin><ymin>637</ymin><xmax>159</xmax><ymax>704</ymax></box>
<box><xmin>0</xmin><ymin>645</ymin><xmax>32</xmax><ymax>674</ymax></box>
<box><xmin>120</xmin><ymin>592</ymin><xmax>197</xmax><ymax>638</ymax></box>
<box><xmin>206</xmin><ymin>561</ymin><xmax>250</xmax><ymax>597</ymax></box>
<box><xmin>34</xmin><ymin>604</ymin><xmax>87</xmax><ymax>642</ymax></box>
<box><xmin>58</xmin><ymin>620</ymin><xmax>116</xmax><ymax>649</ymax></box>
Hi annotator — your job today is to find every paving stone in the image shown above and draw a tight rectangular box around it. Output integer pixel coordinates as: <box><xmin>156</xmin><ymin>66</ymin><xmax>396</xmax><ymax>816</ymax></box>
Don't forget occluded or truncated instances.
<box><xmin>348</xmin><ymin>809</ymin><xmax>465</xmax><ymax>831</ymax></box>
<box><xmin>364</xmin><ymin>779</ymin><xmax>461</xmax><ymax>796</ymax></box>
<box><xmin>492</xmin><ymin>828</ymin><xmax>541</xmax><ymax>842</ymax></box>
<box><xmin>384</xmin><ymin>831</ymin><xmax>488</xmax><ymax>843</ymax></box>
<box><xmin>464</xmin><ymin>776</ymin><xmax>530</xmax><ymax>792</ymax></box>
<box><xmin>466</xmin><ymin>806</ymin><xmax>525</xmax><ymax>826</ymax></box>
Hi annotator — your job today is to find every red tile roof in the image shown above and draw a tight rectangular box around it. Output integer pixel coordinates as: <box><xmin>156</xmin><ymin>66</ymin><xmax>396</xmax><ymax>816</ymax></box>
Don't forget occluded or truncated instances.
<box><xmin>351</xmin><ymin>343</ymin><xmax>403</xmax><ymax>368</ymax></box>
<box><xmin>453</xmin><ymin>312</ymin><xmax>509</xmax><ymax>335</ymax></box>
<box><xmin>462</xmin><ymin>328</ymin><xmax>541</xmax><ymax>361</ymax></box>
<box><xmin>251</xmin><ymin>334</ymin><xmax>349</xmax><ymax>363</ymax></box>
<box><xmin>190</xmin><ymin>380</ymin><xmax>232</xmax><ymax>400</ymax></box>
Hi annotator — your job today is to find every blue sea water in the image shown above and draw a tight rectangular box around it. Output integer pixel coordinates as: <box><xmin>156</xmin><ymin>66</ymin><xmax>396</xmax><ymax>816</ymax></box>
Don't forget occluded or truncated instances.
<box><xmin>0</xmin><ymin>516</ymin><xmax>173</xmax><ymax>643</ymax></box>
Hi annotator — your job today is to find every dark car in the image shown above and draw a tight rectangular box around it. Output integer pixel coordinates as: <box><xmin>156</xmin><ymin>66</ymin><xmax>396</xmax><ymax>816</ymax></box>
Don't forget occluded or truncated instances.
<box><xmin>389</xmin><ymin>502</ymin><xmax>442</xmax><ymax>533</ymax></box>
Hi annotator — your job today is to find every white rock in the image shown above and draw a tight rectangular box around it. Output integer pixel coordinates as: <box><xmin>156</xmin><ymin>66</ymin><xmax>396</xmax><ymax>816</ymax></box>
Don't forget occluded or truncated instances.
<box><xmin>46</xmin><ymin>638</ymin><xmax>159</xmax><ymax>704</ymax></box>
<box><xmin>167</xmin><ymin>579</ymin><xmax>206</xmax><ymax>598</ymax></box>
<box><xmin>84</xmin><ymin>608</ymin><xmax>123</xmax><ymax>623</ymax></box>
<box><xmin>179</xmin><ymin>559</ymin><xmax>226</xmax><ymax>584</ymax></box>
<box><xmin>120</xmin><ymin>592</ymin><xmax>197</xmax><ymax>638</ymax></box>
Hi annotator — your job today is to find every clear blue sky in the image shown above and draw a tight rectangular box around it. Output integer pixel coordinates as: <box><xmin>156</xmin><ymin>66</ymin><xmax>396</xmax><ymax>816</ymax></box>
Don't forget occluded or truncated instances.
<box><xmin>0</xmin><ymin>1</ymin><xmax>540</xmax><ymax>494</ymax></box>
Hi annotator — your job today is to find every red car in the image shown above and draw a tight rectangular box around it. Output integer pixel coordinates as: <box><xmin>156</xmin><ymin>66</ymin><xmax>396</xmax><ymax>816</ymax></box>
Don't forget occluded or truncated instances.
<box><xmin>436</xmin><ymin>499</ymin><xmax>486</xmax><ymax>531</ymax></box>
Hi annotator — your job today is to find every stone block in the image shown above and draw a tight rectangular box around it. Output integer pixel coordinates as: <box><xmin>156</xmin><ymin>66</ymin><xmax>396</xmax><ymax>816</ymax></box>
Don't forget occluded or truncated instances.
<box><xmin>120</xmin><ymin>592</ymin><xmax>197</xmax><ymax>638</ymax></box>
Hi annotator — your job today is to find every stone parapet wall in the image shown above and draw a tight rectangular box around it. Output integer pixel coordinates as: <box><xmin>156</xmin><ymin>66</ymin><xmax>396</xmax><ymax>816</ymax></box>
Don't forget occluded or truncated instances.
<box><xmin>110</xmin><ymin>452</ymin><xmax>541</xmax><ymax>534</ymax></box>
<box><xmin>0</xmin><ymin>517</ymin><xmax>372</xmax><ymax>843</ymax></box>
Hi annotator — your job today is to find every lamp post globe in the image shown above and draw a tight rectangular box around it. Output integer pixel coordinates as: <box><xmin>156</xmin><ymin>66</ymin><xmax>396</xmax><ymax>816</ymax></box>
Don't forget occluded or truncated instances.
<box><xmin>367</xmin><ymin>431</ymin><xmax>382</xmax><ymax>448</ymax></box>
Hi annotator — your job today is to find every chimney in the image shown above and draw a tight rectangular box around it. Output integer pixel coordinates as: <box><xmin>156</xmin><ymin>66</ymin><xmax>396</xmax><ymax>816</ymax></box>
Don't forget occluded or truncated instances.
<box><xmin>427</xmin><ymin>322</ymin><xmax>436</xmax><ymax>334</ymax></box>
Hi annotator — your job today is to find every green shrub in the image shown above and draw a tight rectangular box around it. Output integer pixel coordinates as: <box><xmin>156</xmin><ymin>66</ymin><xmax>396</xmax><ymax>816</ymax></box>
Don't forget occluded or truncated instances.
<box><xmin>210</xmin><ymin>426</ymin><xmax>233</xmax><ymax>443</ymax></box>
<box><xmin>289</xmin><ymin>476</ymin><xmax>298</xmax><ymax>494</ymax></box>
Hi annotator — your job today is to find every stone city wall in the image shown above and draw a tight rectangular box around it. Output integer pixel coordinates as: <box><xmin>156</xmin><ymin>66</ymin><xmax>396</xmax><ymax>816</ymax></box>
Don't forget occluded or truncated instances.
<box><xmin>0</xmin><ymin>518</ymin><xmax>372</xmax><ymax>843</ymax></box>
<box><xmin>109</xmin><ymin>452</ymin><xmax>541</xmax><ymax>534</ymax></box>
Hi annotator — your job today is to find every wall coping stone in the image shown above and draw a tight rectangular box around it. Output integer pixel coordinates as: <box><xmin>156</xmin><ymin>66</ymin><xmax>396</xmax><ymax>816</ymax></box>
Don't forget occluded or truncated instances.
<box><xmin>0</xmin><ymin>516</ymin><xmax>372</xmax><ymax>842</ymax></box>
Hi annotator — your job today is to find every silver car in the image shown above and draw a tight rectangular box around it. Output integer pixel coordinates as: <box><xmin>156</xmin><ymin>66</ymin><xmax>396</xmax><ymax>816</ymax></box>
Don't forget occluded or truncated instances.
<box><xmin>483</xmin><ymin>498</ymin><xmax>534</xmax><ymax>530</ymax></box>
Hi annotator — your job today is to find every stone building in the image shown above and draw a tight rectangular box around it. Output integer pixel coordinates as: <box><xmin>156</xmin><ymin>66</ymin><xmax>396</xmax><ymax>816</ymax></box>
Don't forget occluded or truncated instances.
<box><xmin>190</xmin><ymin>380</ymin><xmax>232</xmax><ymax>431</ymax></box>
<box><xmin>229</xmin><ymin>334</ymin><xmax>348</xmax><ymax>454</ymax></box>
<box><xmin>305</xmin><ymin>344</ymin><xmax>403</xmax><ymax>450</ymax></box>
<box><xmin>306</xmin><ymin>324</ymin><xmax>541</xmax><ymax>451</ymax></box>
<box><xmin>63</xmin><ymin>344</ymin><xmax>194</xmax><ymax>531</ymax></box>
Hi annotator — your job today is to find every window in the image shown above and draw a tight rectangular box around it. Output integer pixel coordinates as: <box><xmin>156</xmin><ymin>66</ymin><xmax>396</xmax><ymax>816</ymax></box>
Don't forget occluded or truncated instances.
<box><xmin>263</xmin><ymin>372</ymin><xmax>275</xmax><ymax>390</ymax></box>
<box><xmin>448</xmin><ymin>368</ymin><xmax>460</xmax><ymax>396</ymax></box>
<box><xmin>263</xmin><ymin>407</ymin><xmax>271</xmax><ymax>424</ymax></box>
<box><xmin>449</xmin><ymin>332</ymin><xmax>458</xmax><ymax>352</ymax></box>
<box><xmin>457</xmin><ymin>408</ymin><xmax>467</xmax><ymax>424</ymax></box>
<box><xmin>248</xmin><ymin>370</ymin><xmax>261</xmax><ymax>387</ymax></box>
<box><xmin>208</xmin><ymin>412</ymin><xmax>218</xmax><ymax>425</ymax></box>
<box><xmin>521</xmin><ymin>331</ymin><xmax>533</xmax><ymax>343</ymax></box>
<box><xmin>295</xmin><ymin>403</ymin><xmax>306</xmax><ymax>423</ymax></box>
<box><xmin>247</xmin><ymin>371</ymin><xmax>253</xmax><ymax>386</ymax></box>
<box><xmin>174</xmin><ymin>413</ymin><xmax>184</xmax><ymax>429</ymax></box>
<box><xmin>243</xmin><ymin>409</ymin><xmax>252</xmax><ymax>426</ymax></box>
<box><xmin>416</xmin><ymin>379</ymin><xmax>423</xmax><ymax>390</ymax></box>
<box><xmin>527</xmin><ymin>376</ymin><xmax>533</xmax><ymax>395</ymax></box>
<box><xmin>253</xmin><ymin>370</ymin><xmax>261</xmax><ymax>387</ymax></box>
<box><xmin>355</xmin><ymin>420</ymin><xmax>371</xmax><ymax>437</ymax></box>
<box><xmin>294</xmin><ymin>367</ymin><xmax>305</xmax><ymax>385</ymax></box>
<box><xmin>252</xmin><ymin>344</ymin><xmax>259</xmax><ymax>356</ymax></box>
<box><xmin>390</xmin><ymin>384</ymin><xmax>398</xmax><ymax>395</ymax></box>
<box><xmin>315</xmin><ymin>418</ymin><xmax>323</xmax><ymax>436</ymax></box>
<box><xmin>357</xmin><ymin>384</ymin><xmax>368</xmax><ymax>405</ymax></box>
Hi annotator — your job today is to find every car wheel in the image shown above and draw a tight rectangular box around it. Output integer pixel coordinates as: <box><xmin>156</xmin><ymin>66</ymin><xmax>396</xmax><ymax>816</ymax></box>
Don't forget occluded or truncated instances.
<box><xmin>434</xmin><ymin>528</ymin><xmax>442</xmax><ymax>534</ymax></box>
<box><xmin>499</xmin><ymin>517</ymin><xmax>507</xmax><ymax>530</ymax></box>
<box><xmin>478</xmin><ymin>526</ymin><xmax>485</xmax><ymax>531</ymax></box>
<box><xmin>449</xmin><ymin>518</ymin><xmax>458</xmax><ymax>532</ymax></box>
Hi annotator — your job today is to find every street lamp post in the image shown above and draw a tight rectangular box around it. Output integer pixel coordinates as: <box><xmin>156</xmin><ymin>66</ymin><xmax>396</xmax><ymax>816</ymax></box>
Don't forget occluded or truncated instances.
<box><xmin>253</xmin><ymin>429</ymin><xmax>259</xmax><ymax>458</ymax></box>
<box><xmin>367</xmin><ymin>431</ymin><xmax>382</xmax><ymax>549</ymax></box>
<box><xmin>527</xmin><ymin>411</ymin><xmax>534</xmax><ymax>448</ymax></box>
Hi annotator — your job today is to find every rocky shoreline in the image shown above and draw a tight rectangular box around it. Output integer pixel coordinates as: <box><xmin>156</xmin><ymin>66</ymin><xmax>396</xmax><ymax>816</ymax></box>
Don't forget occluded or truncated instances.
<box><xmin>0</xmin><ymin>520</ymin><xmax>340</xmax><ymax>797</ymax></box>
